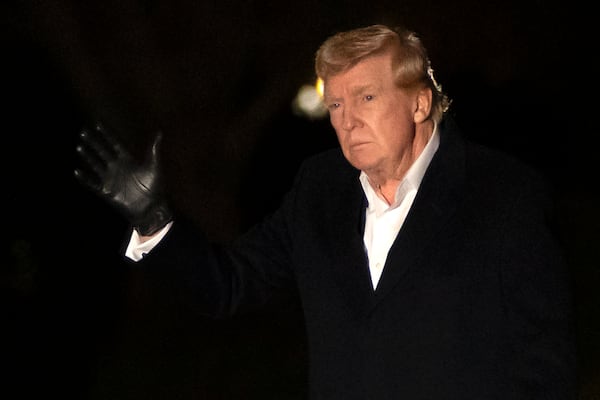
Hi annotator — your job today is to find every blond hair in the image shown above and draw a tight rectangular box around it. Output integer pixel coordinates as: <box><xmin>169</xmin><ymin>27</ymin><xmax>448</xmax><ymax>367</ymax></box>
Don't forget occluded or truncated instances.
<box><xmin>315</xmin><ymin>24</ymin><xmax>451</xmax><ymax>123</ymax></box>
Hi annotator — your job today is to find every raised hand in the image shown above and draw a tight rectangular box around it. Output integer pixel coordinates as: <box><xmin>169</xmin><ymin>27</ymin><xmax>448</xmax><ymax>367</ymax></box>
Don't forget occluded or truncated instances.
<box><xmin>74</xmin><ymin>122</ymin><xmax>172</xmax><ymax>236</ymax></box>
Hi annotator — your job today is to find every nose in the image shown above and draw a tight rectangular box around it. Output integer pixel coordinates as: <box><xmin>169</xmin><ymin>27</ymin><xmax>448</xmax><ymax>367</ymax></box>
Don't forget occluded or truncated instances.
<box><xmin>342</xmin><ymin>105</ymin><xmax>361</xmax><ymax>131</ymax></box>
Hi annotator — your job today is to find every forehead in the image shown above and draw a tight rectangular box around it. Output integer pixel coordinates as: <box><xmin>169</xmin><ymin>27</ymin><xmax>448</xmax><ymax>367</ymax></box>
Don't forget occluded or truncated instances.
<box><xmin>324</xmin><ymin>52</ymin><xmax>395</xmax><ymax>96</ymax></box>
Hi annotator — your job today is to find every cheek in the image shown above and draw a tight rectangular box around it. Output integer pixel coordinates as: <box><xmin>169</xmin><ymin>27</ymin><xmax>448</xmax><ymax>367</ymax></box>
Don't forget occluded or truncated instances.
<box><xmin>333</xmin><ymin>127</ymin><xmax>346</xmax><ymax>146</ymax></box>
<box><xmin>382</xmin><ymin>106</ymin><xmax>412</xmax><ymax>131</ymax></box>
<box><xmin>329</xmin><ymin>114</ymin><xmax>344</xmax><ymax>136</ymax></box>
<box><xmin>328</xmin><ymin>111</ymin><xmax>340</xmax><ymax>127</ymax></box>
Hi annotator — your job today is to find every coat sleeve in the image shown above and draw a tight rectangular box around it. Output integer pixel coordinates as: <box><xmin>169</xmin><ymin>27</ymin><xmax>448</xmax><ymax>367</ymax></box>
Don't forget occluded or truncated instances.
<box><xmin>122</xmin><ymin>163</ymin><xmax>308</xmax><ymax>319</ymax></box>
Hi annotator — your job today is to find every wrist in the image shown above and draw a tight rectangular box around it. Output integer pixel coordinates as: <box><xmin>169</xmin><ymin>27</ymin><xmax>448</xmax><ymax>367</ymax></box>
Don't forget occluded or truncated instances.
<box><xmin>134</xmin><ymin>202</ymin><xmax>173</xmax><ymax>236</ymax></box>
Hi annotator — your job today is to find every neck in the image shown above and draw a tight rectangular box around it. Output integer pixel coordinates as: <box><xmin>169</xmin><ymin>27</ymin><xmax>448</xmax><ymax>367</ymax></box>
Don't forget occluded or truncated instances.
<box><xmin>368</xmin><ymin>120</ymin><xmax>435</xmax><ymax>204</ymax></box>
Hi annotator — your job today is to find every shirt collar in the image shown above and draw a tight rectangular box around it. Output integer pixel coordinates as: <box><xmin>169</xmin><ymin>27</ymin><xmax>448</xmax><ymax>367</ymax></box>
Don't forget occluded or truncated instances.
<box><xmin>359</xmin><ymin>123</ymin><xmax>440</xmax><ymax>212</ymax></box>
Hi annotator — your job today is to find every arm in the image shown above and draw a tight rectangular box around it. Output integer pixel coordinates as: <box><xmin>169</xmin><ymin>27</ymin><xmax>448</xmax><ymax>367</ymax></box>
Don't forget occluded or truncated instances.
<box><xmin>74</xmin><ymin>122</ymin><xmax>297</xmax><ymax>316</ymax></box>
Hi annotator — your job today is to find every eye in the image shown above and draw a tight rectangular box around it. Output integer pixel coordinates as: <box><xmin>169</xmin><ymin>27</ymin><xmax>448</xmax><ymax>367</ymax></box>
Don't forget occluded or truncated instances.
<box><xmin>328</xmin><ymin>102</ymin><xmax>341</xmax><ymax>110</ymax></box>
<box><xmin>364</xmin><ymin>95</ymin><xmax>374</xmax><ymax>102</ymax></box>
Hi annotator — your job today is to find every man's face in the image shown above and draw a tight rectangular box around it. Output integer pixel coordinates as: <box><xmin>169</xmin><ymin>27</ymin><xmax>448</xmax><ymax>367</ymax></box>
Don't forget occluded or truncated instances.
<box><xmin>323</xmin><ymin>50</ymin><xmax>418</xmax><ymax>174</ymax></box>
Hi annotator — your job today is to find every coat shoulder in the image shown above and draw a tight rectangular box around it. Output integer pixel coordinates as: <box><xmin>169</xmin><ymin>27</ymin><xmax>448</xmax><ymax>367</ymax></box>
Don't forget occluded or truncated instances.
<box><xmin>295</xmin><ymin>147</ymin><xmax>358</xmax><ymax>184</ymax></box>
<box><xmin>465</xmin><ymin>140</ymin><xmax>550</xmax><ymax>196</ymax></box>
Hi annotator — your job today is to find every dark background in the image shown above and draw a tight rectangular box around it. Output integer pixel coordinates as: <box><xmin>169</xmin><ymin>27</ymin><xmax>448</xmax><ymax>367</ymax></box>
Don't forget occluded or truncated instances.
<box><xmin>2</xmin><ymin>1</ymin><xmax>597</xmax><ymax>399</ymax></box>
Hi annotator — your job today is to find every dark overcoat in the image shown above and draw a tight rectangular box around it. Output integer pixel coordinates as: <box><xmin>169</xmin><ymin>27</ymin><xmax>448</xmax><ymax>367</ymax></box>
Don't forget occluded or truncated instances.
<box><xmin>133</xmin><ymin>116</ymin><xmax>577</xmax><ymax>399</ymax></box>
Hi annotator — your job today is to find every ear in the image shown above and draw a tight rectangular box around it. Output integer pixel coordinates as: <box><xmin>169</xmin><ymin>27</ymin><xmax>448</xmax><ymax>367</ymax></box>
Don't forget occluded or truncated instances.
<box><xmin>413</xmin><ymin>88</ymin><xmax>432</xmax><ymax>123</ymax></box>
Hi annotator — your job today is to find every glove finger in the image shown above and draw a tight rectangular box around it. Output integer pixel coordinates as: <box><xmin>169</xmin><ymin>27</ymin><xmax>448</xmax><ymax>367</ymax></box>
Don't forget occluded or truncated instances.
<box><xmin>78</xmin><ymin>127</ymin><xmax>119</xmax><ymax>168</ymax></box>
<box><xmin>95</xmin><ymin>122</ymin><xmax>128</xmax><ymax>159</ymax></box>
<box><xmin>73</xmin><ymin>167</ymin><xmax>102</xmax><ymax>193</ymax></box>
<box><xmin>148</xmin><ymin>130</ymin><xmax>163</xmax><ymax>167</ymax></box>
<box><xmin>76</xmin><ymin>135</ymin><xmax>108</xmax><ymax>179</ymax></box>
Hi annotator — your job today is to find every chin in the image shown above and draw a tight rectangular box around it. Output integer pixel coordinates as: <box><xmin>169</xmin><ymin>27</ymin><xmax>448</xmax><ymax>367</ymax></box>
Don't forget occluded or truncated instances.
<box><xmin>347</xmin><ymin>157</ymin><xmax>375</xmax><ymax>172</ymax></box>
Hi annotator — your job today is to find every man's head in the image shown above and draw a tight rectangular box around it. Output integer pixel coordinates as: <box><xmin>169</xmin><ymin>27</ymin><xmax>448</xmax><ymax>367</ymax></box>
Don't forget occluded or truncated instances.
<box><xmin>315</xmin><ymin>24</ymin><xmax>449</xmax><ymax>125</ymax></box>
<box><xmin>314</xmin><ymin>24</ymin><xmax>450</xmax><ymax>178</ymax></box>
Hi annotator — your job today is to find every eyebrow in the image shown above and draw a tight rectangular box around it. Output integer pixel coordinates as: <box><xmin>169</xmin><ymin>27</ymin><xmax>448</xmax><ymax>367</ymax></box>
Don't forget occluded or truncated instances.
<box><xmin>351</xmin><ymin>84</ymin><xmax>377</xmax><ymax>96</ymax></box>
<box><xmin>325</xmin><ymin>84</ymin><xmax>378</xmax><ymax>103</ymax></box>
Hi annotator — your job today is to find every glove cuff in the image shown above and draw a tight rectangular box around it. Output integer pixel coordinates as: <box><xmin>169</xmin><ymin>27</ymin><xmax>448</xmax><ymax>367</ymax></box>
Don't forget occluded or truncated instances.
<box><xmin>134</xmin><ymin>202</ymin><xmax>173</xmax><ymax>236</ymax></box>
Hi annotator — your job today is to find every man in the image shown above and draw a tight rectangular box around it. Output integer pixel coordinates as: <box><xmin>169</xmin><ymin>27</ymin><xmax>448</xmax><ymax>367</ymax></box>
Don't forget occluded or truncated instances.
<box><xmin>75</xmin><ymin>24</ymin><xmax>577</xmax><ymax>399</ymax></box>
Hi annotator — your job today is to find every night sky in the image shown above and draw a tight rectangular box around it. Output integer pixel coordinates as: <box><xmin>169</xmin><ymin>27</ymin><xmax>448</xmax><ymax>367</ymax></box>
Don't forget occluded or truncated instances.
<box><xmin>2</xmin><ymin>1</ymin><xmax>597</xmax><ymax>399</ymax></box>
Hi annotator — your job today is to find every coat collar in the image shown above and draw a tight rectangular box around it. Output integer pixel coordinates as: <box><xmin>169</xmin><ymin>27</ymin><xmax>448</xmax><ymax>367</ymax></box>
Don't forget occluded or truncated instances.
<box><xmin>373</xmin><ymin>115</ymin><xmax>467</xmax><ymax>307</ymax></box>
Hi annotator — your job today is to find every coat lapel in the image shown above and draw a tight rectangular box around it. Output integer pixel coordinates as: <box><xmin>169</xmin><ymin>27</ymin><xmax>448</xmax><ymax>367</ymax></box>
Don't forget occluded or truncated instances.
<box><xmin>372</xmin><ymin>118</ymin><xmax>467</xmax><ymax>307</ymax></box>
<box><xmin>324</xmin><ymin>164</ymin><xmax>377</xmax><ymax>318</ymax></box>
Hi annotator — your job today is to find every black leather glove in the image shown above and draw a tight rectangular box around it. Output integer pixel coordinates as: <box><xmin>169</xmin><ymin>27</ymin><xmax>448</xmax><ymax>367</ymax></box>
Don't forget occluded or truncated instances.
<box><xmin>74</xmin><ymin>123</ymin><xmax>172</xmax><ymax>236</ymax></box>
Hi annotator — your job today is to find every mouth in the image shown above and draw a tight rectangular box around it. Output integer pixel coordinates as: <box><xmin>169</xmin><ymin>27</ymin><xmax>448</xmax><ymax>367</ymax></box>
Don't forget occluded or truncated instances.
<box><xmin>349</xmin><ymin>141</ymin><xmax>371</xmax><ymax>150</ymax></box>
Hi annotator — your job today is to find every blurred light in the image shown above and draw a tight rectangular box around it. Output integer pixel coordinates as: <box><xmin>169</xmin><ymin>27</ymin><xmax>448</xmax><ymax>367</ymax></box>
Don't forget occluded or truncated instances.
<box><xmin>292</xmin><ymin>78</ymin><xmax>327</xmax><ymax>119</ymax></box>
<box><xmin>315</xmin><ymin>77</ymin><xmax>324</xmax><ymax>98</ymax></box>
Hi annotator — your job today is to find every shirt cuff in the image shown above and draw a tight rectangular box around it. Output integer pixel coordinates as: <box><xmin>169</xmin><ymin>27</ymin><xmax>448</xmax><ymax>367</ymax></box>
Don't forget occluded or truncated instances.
<box><xmin>125</xmin><ymin>221</ymin><xmax>174</xmax><ymax>261</ymax></box>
